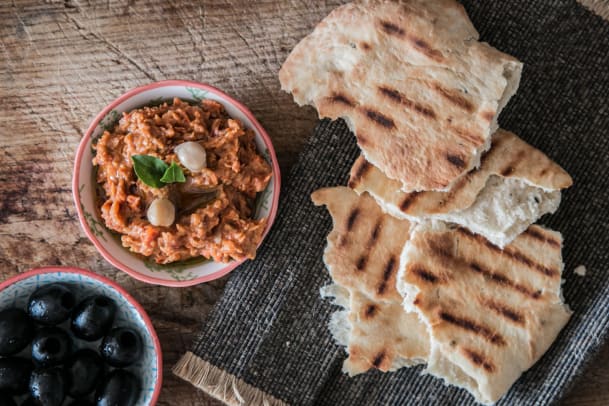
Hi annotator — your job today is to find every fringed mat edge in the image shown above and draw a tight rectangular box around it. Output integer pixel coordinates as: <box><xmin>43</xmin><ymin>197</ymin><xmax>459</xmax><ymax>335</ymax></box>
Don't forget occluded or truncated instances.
<box><xmin>173</xmin><ymin>351</ymin><xmax>289</xmax><ymax>406</ymax></box>
<box><xmin>577</xmin><ymin>0</ymin><xmax>609</xmax><ymax>20</ymax></box>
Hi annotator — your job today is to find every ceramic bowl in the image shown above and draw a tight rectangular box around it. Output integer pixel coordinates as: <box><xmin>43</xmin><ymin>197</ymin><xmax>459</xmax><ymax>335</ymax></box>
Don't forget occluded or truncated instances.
<box><xmin>0</xmin><ymin>266</ymin><xmax>162</xmax><ymax>405</ymax></box>
<box><xmin>73</xmin><ymin>80</ymin><xmax>281</xmax><ymax>287</ymax></box>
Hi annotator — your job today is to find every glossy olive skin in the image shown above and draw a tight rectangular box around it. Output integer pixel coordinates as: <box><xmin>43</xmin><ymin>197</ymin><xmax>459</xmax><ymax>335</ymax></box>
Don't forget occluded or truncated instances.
<box><xmin>66</xmin><ymin>349</ymin><xmax>105</xmax><ymax>398</ymax></box>
<box><xmin>0</xmin><ymin>357</ymin><xmax>33</xmax><ymax>395</ymax></box>
<box><xmin>0</xmin><ymin>308</ymin><xmax>35</xmax><ymax>356</ymax></box>
<box><xmin>96</xmin><ymin>370</ymin><xmax>140</xmax><ymax>406</ymax></box>
<box><xmin>71</xmin><ymin>295</ymin><xmax>117</xmax><ymax>341</ymax></box>
<box><xmin>0</xmin><ymin>392</ymin><xmax>16</xmax><ymax>406</ymax></box>
<box><xmin>31</xmin><ymin>327</ymin><xmax>72</xmax><ymax>367</ymax></box>
<box><xmin>99</xmin><ymin>327</ymin><xmax>142</xmax><ymax>367</ymax></box>
<box><xmin>28</xmin><ymin>283</ymin><xmax>76</xmax><ymax>325</ymax></box>
<box><xmin>29</xmin><ymin>367</ymin><xmax>67</xmax><ymax>406</ymax></box>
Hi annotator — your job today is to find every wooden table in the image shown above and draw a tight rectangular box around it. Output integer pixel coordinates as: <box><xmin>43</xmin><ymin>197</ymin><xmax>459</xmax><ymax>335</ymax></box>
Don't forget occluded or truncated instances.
<box><xmin>0</xmin><ymin>1</ymin><xmax>606</xmax><ymax>405</ymax></box>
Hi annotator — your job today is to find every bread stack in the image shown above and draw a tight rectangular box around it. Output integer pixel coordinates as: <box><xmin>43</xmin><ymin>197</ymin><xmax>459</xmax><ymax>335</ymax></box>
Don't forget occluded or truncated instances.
<box><xmin>279</xmin><ymin>0</ymin><xmax>573</xmax><ymax>404</ymax></box>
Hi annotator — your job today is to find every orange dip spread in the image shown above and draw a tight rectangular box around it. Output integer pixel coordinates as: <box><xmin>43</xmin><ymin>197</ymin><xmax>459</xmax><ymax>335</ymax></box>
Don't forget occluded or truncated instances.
<box><xmin>93</xmin><ymin>98</ymin><xmax>273</xmax><ymax>264</ymax></box>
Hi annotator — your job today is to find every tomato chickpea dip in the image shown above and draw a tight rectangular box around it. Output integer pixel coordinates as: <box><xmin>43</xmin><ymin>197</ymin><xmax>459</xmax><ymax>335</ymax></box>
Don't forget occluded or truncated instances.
<box><xmin>92</xmin><ymin>98</ymin><xmax>273</xmax><ymax>264</ymax></box>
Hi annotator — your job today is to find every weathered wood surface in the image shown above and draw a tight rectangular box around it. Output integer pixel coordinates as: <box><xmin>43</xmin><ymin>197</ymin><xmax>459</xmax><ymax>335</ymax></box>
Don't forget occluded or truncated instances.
<box><xmin>0</xmin><ymin>1</ymin><xmax>606</xmax><ymax>405</ymax></box>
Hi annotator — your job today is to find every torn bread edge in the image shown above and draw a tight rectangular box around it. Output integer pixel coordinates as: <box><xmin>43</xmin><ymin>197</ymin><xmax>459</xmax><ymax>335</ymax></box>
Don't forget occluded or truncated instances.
<box><xmin>396</xmin><ymin>221</ymin><xmax>572</xmax><ymax>404</ymax></box>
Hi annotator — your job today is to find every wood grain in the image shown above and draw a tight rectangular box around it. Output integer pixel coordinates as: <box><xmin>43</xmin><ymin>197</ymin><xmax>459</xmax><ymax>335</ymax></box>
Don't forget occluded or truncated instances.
<box><xmin>0</xmin><ymin>1</ymin><xmax>605</xmax><ymax>405</ymax></box>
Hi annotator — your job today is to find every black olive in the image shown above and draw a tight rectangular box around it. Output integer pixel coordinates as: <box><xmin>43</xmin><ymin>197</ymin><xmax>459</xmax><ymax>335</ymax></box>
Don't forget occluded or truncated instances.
<box><xmin>96</xmin><ymin>370</ymin><xmax>140</xmax><ymax>406</ymax></box>
<box><xmin>66</xmin><ymin>349</ymin><xmax>105</xmax><ymax>398</ymax></box>
<box><xmin>71</xmin><ymin>296</ymin><xmax>117</xmax><ymax>341</ymax></box>
<box><xmin>28</xmin><ymin>283</ymin><xmax>76</xmax><ymax>325</ymax></box>
<box><xmin>31</xmin><ymin>327</ymin><xmax>72</xmax><ymax>367</ymax></box>
<box><xmin>0</xmin><ymin>357</ymin><xmax>33</xmax><ymax>394</ymax></box>
<box><xmin>0</xmin><ymin>308</ymin><xmax>35</xmax><ymax>356</ymax></box>
<box><xmin>0</xmin><ymin>392</ymin><xmax>16</xmax><ymax>406</ymax></box>
<box><xmin>99</xmin><ymin>327</ymin><xmax>142</xmax><ymax>368</ymax></box>
<box><xmin>29</xmin><ymin>367</ymin><xmax>67</xmax><ymax>406</ymax></box>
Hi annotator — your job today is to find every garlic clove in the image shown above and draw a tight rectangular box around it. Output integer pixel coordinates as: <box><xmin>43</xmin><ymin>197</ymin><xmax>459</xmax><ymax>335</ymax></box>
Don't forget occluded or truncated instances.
<box><xmin>147</xmin><ymin>198</ymin><xmax>175</xmax><ymax>227</ymax></box>
<box><xmin>174</xmin><ymin>142</ymin><xmax>207</xmax><ymax>172</ymax></box>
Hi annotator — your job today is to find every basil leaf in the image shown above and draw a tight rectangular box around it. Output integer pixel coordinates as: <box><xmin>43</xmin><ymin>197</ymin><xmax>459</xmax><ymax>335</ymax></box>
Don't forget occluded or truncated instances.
<box><xmin>160</xmin><ymin>162</ymin><xmax>186</xmax><ymax>184</ymax></box>
<box><xmin>131</xmin><ymin>155</ymin><xmax>169</xmax><ymax>188</ymax></box>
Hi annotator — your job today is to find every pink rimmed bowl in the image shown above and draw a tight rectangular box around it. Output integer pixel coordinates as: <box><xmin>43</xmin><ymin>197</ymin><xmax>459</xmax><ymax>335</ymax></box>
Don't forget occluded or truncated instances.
<box><xmin>73</xmin><ymin>80</ymin><xmax>281</xmax><ymax>287</ymax></box>
<box><xmin>0</xmin><ymin>266</ymin><xmax>162</xmax><ymax>405</ymax></box>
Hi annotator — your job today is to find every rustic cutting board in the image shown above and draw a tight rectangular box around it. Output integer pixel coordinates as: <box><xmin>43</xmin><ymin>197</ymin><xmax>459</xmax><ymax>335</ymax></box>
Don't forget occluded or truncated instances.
<box><xmin>1</xmin><ymin>1</ymin><xmax>607</xmax><ymax>405</ymax></box>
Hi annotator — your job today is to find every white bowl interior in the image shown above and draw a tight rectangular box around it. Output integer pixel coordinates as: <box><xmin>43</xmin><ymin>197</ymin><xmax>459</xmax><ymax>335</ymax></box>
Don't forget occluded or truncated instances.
<box><xmin>76</xmin><ymin>85</ymin><xmax>276</xmax><ymax>283</ymax></box>
<box><xmin>0</xmin><ymin>270</ymin><xmax>159</xmax><ymax>405</ymax></box>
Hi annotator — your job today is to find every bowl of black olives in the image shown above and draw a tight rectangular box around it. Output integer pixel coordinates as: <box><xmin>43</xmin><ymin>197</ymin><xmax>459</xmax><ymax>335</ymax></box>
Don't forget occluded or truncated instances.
<box><xmin>0</xmin><ymin>266</ymin><xmax>162</xmax><ymax>406</ymax></box>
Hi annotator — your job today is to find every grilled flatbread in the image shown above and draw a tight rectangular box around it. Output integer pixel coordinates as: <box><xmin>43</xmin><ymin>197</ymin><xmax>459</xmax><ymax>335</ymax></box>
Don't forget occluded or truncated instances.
<box><xmin>312</xmin><ymin>186</ymin><xmax>410</xmax><ymax>303</ymax></box>
<box><xmin>349</xmin><ymin>129</ymin><xmax>573</xmax><ymax>247</ymax></box>
<box><xmin>321</xmin><ymin>284</ymin><xmax>429</xmax><ymax>375</ymax></box>
<box><xmin>313</xmin><ymin>187</ymin><xmax>429</xmax><ymax>375</ymax></box>
<box><xmin>280</xmin><ymin>0</ymin><xmax>522</xmax><ymax>191</ymax></box>
<box><xmin>397</xmin><ymin>222</ymin><xmax>571</xmax><ymax>404</ymax></box>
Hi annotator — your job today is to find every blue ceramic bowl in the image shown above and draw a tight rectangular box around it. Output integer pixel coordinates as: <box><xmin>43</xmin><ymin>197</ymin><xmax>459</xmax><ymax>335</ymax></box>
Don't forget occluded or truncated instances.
<box><xmin>0</xmin><ymin>266</ymin><xmax>162</xmax><ymax>405</ymax></box>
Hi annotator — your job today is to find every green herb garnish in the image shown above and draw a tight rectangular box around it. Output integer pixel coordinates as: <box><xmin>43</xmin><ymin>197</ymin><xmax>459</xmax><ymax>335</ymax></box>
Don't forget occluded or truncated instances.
<box><xmin>160</xmin><ymin>161</ymin><xmax>186</xmax><ymax>184</ymax></box>
<box><xmin>132</xmin><ymin>155</ymin><xmax>185</xmax><ymax>188</ymax></box>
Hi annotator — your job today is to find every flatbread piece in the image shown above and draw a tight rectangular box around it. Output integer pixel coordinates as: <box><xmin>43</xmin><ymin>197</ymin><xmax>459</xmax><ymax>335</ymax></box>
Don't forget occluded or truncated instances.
<box><xmin>281</xmin><ymin>0</ymin><xmax>522</xmax><ymax>191</ymax></box>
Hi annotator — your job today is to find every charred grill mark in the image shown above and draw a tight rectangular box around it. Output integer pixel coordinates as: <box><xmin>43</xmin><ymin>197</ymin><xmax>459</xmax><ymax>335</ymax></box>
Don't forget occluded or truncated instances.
<box><xmin>457</xmin><ymin>228</ymin><xmax>559</xmax><ymax>278</ymax></box>
<box><xmin>348</xmin><ymin>158</ymin><xmax>372</xmax><ymax>188</ymax></box>
<box><xmin>368</xmin><ymin>218</ymin><xmax>383</xmax><ymax>248</ymax></box>
<box><xmin>500</xmin><ymin>150</ymin><xmax>526</xmax><ymax>177</ymax></box>
<box><xmin>365</xmin><ymin>304</ymin><xmax>377</xmax><ymax>318</ymax></box>
<box><xmin>382</xmin><ymin>256</ymin><xmax>397</xmax><ymax>282</ymax></box>
<box><xmin>399</xmin><ymin>192</ymin><xmax>421</xmax><ymax>212</ymax></box>
<box><xmin>479</xmin><ymin>142</ymin><xmax>500</xmax><ymax>167</ymax></box>
<box><xmin>446</xmin><ymin>153</ymin><xmax>466</xmax><ymax>169</ymax></box>
<box><xmin>372</xmin><ymin>351</ymin><xmax>386</xmax><ymax>368</ymax></box>
<box><xmin>330</xmin><ymin>93</ymin><xmax>355</xmax><ymax>107</ymax></box>
<box><xmin>501</xmin><ymin>166</ymin><xmax>514</xmax><ymax>176</ymax></box>
<box><xmin>357</xmin><ymin>133</ymin><xmax>371</xmax><ymax>147</ymax></box>
<box><xmin>364</xmin><ymin>109</ymin><xmax>396</xmax><ymax>129</ymax></box>
<box><xmin>378</xmin><ymin>86</ymin><xmax>436</xmax><ymax>118</ymax></box>
<box><xmin>440</xmin><ymin>311</ymin><xmax>506</xmax><ymax>346</ymax></box>
<box><xmin>469</xmin><ymin>262</ymin><xmax>542</xmax><ymax>300</ymax></box>
<box><xmin>482</xmin><ymin>110</ymin><xmax>496</xmax><ymax>122</ymax></box>
<box><xmin>523</xmin><ymin>227</ymin><xmax>561</xmax><ymax>248</ymax></box>
<box><xmin>377</xmin><ymin>256</ymin><xmax>397</xmax><ymax>295</ymax></box>
<box><xmin>437</xmin><ymin>172</ymin><xmax>473</xmax><ymax>208</ymax></box>
<box><xmin>432</xmin><ymin>84</ymin><xmax>474</xmax><ymax>113</ymax></box>
<box><xmin>379</xmin><ymin>86</ymin><xmax>403</xmax><ymax>102</ymax></box>
<box><xmin>458</xmin><ymin>227</ymin><xmax>496</xmax><ymax>248</ymax></box>
<box><xmin>504</xmin><ymin>247</ymin><xmax>559</xmax><ymax>278</ymax></box>
<box><xmin>449</xmin><ymin>126</ymin><xmax>485</xmax><ymax>146</ymax></box>
<box><xmin>409</xmin><ymin>265</ymin><xmax>441</xmax><ymax>284</ymax></box>
<box><xmin>485</xmin><ymin>300</ymin><xmax>525</xmax><ymax>325</ymax></box>
<box><xmin>346</xmin><ymin>208</ymin><xmax>360</xmax><ymax>231</ymax></box>
<box><xmin>428</xmin><ymin>237</ymin><xmax>455</xmax><ymax>260</ymax></box>
<box><xmin>356</xmin><ymin>255</ymin><xmax>368</xmax><ymax>271</ymax></box>
<box><xmin>379</xmin><ymin>20</ymin><xmax>405</xmax><ymax>37</ymax></box>
<box><xmin>449</xmin><ymin>172</ymin><xmax>471</xmax><ymax>192</ymax></box>
<box><xmin>463</xmin><ymin>348</ymin><xmax>495</xmax><ymax>373</ymax></box>
<box><xmin>409</xmin><ymin>36</ymin><xmax>444</xmax><ymax>62</ymax></box>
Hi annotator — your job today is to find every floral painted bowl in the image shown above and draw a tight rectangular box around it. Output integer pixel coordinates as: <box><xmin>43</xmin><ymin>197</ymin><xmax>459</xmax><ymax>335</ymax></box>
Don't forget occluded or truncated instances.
<box><xmin>0</xmin><ymin>266</ymin><xmax>162</xmax><ymax>405</ymax></box>
<box><xmin>73</xmin><ymin>80</ymin><xmax>281</xmax><ymax>287</ymax></box>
